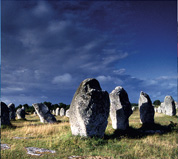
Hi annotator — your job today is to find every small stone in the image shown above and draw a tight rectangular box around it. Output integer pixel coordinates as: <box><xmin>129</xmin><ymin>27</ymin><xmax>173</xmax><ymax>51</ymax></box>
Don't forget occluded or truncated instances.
<box><xmin>138</xmin><ymin>91</ymin><xmax>154</xmax><ymax>124</ymax></box>
<box><xmin>26</xmin><ymin>147</ymin><xmax>56</xmax><ymax>156</ymax></box>
<box><xmin>32</xmin><ymin>103</ymin><xmax>56</xmax><ymax>123</ymax></box>
<box><xmin>1</xmin><ymin>144</ymin><xmax>10</xmax><ymax>150</ymax></box>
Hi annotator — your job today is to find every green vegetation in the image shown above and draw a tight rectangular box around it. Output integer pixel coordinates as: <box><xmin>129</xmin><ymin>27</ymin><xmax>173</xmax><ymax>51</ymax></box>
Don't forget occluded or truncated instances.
<box><xmin>1</xmin><ymin>110</ymin><xmax>178</xmax><ymax>159</ymax></box>
<box><xmin>153</xmin><ymin>100</ymin><xmax>161</xmax><ymax>106</ymax></box>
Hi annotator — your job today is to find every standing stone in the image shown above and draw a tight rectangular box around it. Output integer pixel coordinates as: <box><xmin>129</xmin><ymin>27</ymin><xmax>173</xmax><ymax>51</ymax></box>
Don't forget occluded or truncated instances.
<box><xmin>52</xmin><ymin>110</ymin><xmax>55</xmax><ymax>115</ymax></box>
<box><xmin>110</xmin><ymin>86</ymin><xmax>132</xmax><ymax>130</ymax></box>
<box><xmin>60</xmin><ymin>108</ymin><xmax>65</xmax><ymax>116</ymax></box>
<box><xmin>16</xmin><ymin>107</ymin><xmax>25</xmax><ymax>119</ymax></box>
<box><xmin>32</xmin><ymin>103</ymin><xmax>56</xmax><ymax>123</ymax></box>
<box><xmin>157</xmin><ymin>106</ymin><xmax>162</xmax><ymax>114</ymax></box>
<box><xmin>175</xmin><ymin>101</ymin><xmax>178</xmax><ymax>109</ymax></box>
<box><xmin>66</xmin><ymin>109</ymin><xmax>70</xmax><ymax>117</ymax></box>
<box><xmin>138</xmin><ymin>91</ymin><xmax>154</xmax><ymax>124</ymax></box>
<box><xmin>55</xmin><ymin>108</ymin><xmax>60</xmax><ymax>116</ymax></box>
<box><xmin>1</xmin><ymin>102</ymin><xmax>11</xmax><ymax>126</ymax></box>
<box><xmin>69</xmin><ymin>78</ymin><xmax>110</xmax><ymax>137</ymax></box>
<box><xmin>164</xmin><ymin>96</ymin><xmax>176</xmax><ymax>116</ymax></box>
<box><xmin>8</xmin><ymin>103</ymin><xmax>16</xmax><ymax>120</ymax></box>
<box><xmin>160</xmin><ymin>102</ymin><xmax>166</xmax><ymax>114</ymax></box>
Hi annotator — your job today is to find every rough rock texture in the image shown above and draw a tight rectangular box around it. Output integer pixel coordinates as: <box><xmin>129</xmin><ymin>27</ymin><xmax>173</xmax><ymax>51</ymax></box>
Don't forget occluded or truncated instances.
<box><xmin>66</xmin><ymin>109</ymin><xmax>70</xmax><ymax>117</ymax></box>
<box><xmin>32</xmin><ymin>103</ymin><xmax>56</xmax><ymax>123</ymax></box>
<box><xmin>164</xmin><ymin>96</ymin><xmax>176</xmax><ymax>116</ymax></box>
<box><xmin>8</xmin><ymin>103</ymin><xmax>16</xmax><ymax>120</ymax></box>
<box><xmin>60</xmin><ymin>108</ymin><xmax>65</xmax><ymax>116</ymax></box>
<box><xmin>69</xmin><ymin>78</ymin><xmax>110</xmax><ymax>137</ymax></box>
<box><xmin>16</xmin><ymin>107</ymin><xmax>25</xmax><ymax>119</ymax></box>
<box><xmin>1</xmin><ymin>144</ymin><xmax>11</xmax><ymax>150</ymax></box>
<box><xmin>1</xmin><ymin>102</ymin><xmax>11</xmax><ymax>126</ymax></box>
<box><xmin>109</xmin><ymin>86</ymin><xmax>132</xmax><ymax>130</ymax></box>
<box><xmin>138</xmin><ymin>91</ymin><xmax>154</xmax><ymax>124</ymax></box>
<box><xmin>175</xmin><ymin>102</ymin><xmax>178</xmax><ymax>109</ymax></box>
<box><xmin>55</xmin><ymin>108</ymin><xmax>60</xmax><ymax>116</ymax></box>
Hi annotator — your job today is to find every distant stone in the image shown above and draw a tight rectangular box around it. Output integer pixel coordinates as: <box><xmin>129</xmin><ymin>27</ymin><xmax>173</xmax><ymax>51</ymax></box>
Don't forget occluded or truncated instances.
<box><xmin>32</xmin><ymin>103</ymin><xmax>56</xmax><ymax>123</ymax></box>
<box><xmin>175</xmin><ymin>101</ymin><xmax>178</xmax><ymax>109</ymax></box>
<box><xmin>164</xmin><ymin>96</ymin><xmax>176</xmax><ymax>116</ymax></box>
<box><xmin>16</xmin><ymin>107</ymin><xmax>25</xmax><ymax>119</ymax></box>
<box><xmin>33</xmin><ymin>111</ymin><xmax>37</xmax><ymax>116</ymax></box>
<box><xmin>154</xmin><ymin>107</ymin><xmax>157</xmax><ymax>113</ymax></box>
<box><xmin>8</xmin><ymin>103</ymin><xmax>16</xmax><ymax>120</ymax></box>
<box><xmin>26</xmin><ymin>147</ymin><xmax>56</xmax><ymax>156</ymax></box>
<box><xmin>132</xmin><ymin>106</ymin><xmax>136</xmax><ymax>111</ymax></box>
<box><xmin>138</xmin><ymin>91</ymin><xmax>154</xmax><ymax>124</ymax></box>
<box><xmin>160</xmin><ymin>102</ymin><xmax>166</xmax><ymax>114</ymax></box>
<box><xmin>1</xmin><ymin>102</ymin><xmax>11</xmax><ymax>126</ymax></box>
<box><xmin>52</xmin><ymin>109</ymin><xmax>55</xmax><ymax>115</ymax></box>
<box><xmin>60</xmin><ymin>108</ymin><xmax>65</xmax><ymax>116</ymax></box>
<box><xmin>110</xmin><ymin>86</ymin><xmax>132</xmax><ymax>130</ymax></box>
<box><xmin>157</xmin><ymin>106</ymin><xmax>162</xmax><ymax>114</ymax></box>
<box><xmin>66</xmin><ymin>109</ymin><xmax>70</xmax><ymax>117</ymax></box>
<box><xmin>69</xmin><ymin>78</ymin><xmax>110</xmax><ymax>137</ymax></box>
<box><xmin>55</xmin><ymin>108</ymin><xmax>60</xmax><ymax>116</ymax></box>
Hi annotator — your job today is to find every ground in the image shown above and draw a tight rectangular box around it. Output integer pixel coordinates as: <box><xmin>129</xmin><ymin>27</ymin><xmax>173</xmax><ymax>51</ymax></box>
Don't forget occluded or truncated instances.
<box><xmin>1</xmin><ymin>109</ymin><xmax>178</xmax><ymax>159</ymax></box>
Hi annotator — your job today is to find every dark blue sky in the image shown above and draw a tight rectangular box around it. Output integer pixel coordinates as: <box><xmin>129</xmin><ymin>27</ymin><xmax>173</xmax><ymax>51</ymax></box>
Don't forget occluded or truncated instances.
<box><xmin>1</xmin><ymin>0</ymin><xmax>177</xmax><ymax>106</ymax></box>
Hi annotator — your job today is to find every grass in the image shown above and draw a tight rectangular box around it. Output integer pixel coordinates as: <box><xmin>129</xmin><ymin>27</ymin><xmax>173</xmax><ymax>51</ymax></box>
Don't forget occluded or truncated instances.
<box><xmin>1</xmin><ymin>110</ymin><xmax>178</xmax><ymax>159</ymax></box>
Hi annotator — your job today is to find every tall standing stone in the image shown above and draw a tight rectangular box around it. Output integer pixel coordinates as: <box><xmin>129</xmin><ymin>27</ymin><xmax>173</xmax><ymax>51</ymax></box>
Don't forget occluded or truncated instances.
<box><xmin>164</xmin><ymin>96</ymin><xmax>176</xmax><ymax>116</ymax></box>
<box><xmin>8</xmin><ymin>103</ymin><xmax>16</xmax><ymax>120</ymax></box>
<box><xmin>32</xmin><ymin>103</ymin><xmax>56</xmax><ymax>123</ymax></box>
<box><xmin>110</xmin><ymin>86</ymin><xmax>132</xmax><ymax>130</ymax></box>
<box><xmin>1</xmin><ymin>102</ymin><xmax>11</xmax><ymax>126</ymax></box>
<box><xmin>60</xmin><ymin>108</ymin><xmax>65</xmax><ymax>116</ymax></box>
<box><xmin>16</xmin><ymin>107</ymin><xmax>25</xmax><ymax>119</ymax></box>
<box><xmin>55</xmin><ymin>108</ymin><xmax>60</xmax><ymax>116</ymax></box>
<box><xmin>66</xmin><ymin>109</ymin><xmax>70</xmax><ymax>117</ymax></box>
<box><xmin>69</xmin><ymin>78</ymin><xmax>110</xmax><ymax>138</ymax></box>
<box><xmin>138</xmin><ymin>91</ymin><xmax>154</xmax><ymax>124</ymax></box>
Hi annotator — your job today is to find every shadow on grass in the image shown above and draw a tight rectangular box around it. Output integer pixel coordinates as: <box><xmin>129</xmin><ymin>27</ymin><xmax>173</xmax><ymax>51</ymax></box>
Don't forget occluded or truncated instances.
<box><xmin>104</xmin><ymin>121</ymin><xmax>178</xmax><ymax>140</ymax></box>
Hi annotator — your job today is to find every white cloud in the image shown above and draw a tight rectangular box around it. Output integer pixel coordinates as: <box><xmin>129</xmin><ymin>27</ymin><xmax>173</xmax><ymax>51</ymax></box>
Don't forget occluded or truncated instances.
<box><xmin>96</xmin><ymin>75</ymin><xmax>112</xmax><ymax>82</ymax></box>
<box><xmin>113</xmin><ymin>69</ymin><xmax>126</xmax><ymax>75</ymax></box>
<box><xmin>52</xmin><ymin>73</ymin><xmax>72</xmax><ymax>84</ymax></box>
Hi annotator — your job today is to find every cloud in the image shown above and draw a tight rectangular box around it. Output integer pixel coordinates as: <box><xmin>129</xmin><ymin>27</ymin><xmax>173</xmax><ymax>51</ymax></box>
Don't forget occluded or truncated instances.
<box><xmin>52</xmin><ymin>73</ymin><xmax>72</xmax><ymax>84</ymax></box>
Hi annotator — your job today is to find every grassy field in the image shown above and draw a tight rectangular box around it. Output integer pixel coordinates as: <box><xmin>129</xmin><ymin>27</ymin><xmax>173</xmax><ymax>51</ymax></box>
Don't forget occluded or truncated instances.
<box><xmin>1</xmin><ymin>110</ymin><xmax>178</xmax><ymax>159</ymax></box>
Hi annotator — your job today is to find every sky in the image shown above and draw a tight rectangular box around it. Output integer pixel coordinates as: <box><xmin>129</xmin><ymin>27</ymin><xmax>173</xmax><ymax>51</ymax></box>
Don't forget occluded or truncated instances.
<box><xmin>1</xmin><ymin>0</ymin><xmax>177</xmax><ymax>106</ymax></box>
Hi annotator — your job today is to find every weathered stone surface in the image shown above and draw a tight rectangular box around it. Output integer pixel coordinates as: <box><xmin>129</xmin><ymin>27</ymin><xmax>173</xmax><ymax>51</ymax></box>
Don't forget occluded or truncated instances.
<box><xmin>60</xmin><ymin>108</ymin><xmax>65</xmax><ymax>116</ymax></box>
<box><xmin>55</xmin><ymin>108</ymin><xmax>60</xmax><ymax>116</ymax></box>
<box><xmin>1</xmin><ymin>102</ymin><xmax>11</xmax><ymax>126</ymax></box>
<box><xmin>175</xmin><ymin>101</ymin><xmax>178</xmax><ymax>109</ymax></box>
<box><xmin>26</xmin><ymin>147</ymin><xmax>56</xmax><ymax>156</ymax></box>
<box><xmin>69</xmin><ymin>78</ymin><xmax>110</xmax><ymax>137</ymax></box>
<box><xmin>157</xmin><ymin>106</ymin><xmax>162</xmax><ymax>114</ymax></box>
<box><xmin>66</xmin><ymin>109</ymin><xmax>70</xmax><ymax>117</ymax></box>
<box><xmin>8</xmin><ymin>103</ymin><xmax>16</xmax><ymax>120</ymax></box>
<box><xmin>52</xmin><ymin>109</ymin><xmax>55</xmax><ymax>115</ymax></box>
<box><xmin>16</xmin><ymin>107</ymin><xmax>25</xmax><ymax>119</ymax></box>
<box><xmin>109</xmin><ymin>86</ymin><xmax>132</xmax><ymax>130</ymax></box>
<box><xmin>138</xmin><ymin>91</ymin><xmax>154</xmax><ymax>124</ymax></box>
<box><xmin>164</xmin><ymin>96</ymin><xmax>176</xmax><ymax>116</ymax></box>
<box><xmin>32</xmin><ymin>103</ymin><xmax>56</xmax><ymax>123</ymax></box>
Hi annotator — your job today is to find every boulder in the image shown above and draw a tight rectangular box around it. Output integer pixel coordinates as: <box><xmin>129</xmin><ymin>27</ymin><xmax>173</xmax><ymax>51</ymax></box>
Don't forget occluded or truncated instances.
<box><xmin>138</xmin><ymin>91</ymin><xmax>154</xmax><ymax>124</ymax></box>
<box><xmin>157</xmin><ymin>106</ymin><xmax>162</xmax><ymax>114</ymax></box>
<box><xmin>8</xmin><ymin>103</ymin><xmax>16</xmax><ymax>120</ymax></box>
<box><xmin>16</xmin><ymin>107</ymin><xmax>25</xmax><ymax>119</ymax></box>
<box><xmin>69</xmin><ymin>78</ymin><xmax>110</xmax><ymax>137</ymax></box>
<box><xmin>55</xmin><ymin>108</ymin><xmax>60</xmax><ymax>116</ymax></box>
<box><xmin>109</xmin><ymin>86</ymin><xmax>132</xmax><ymax>130</ymax></box>
<box><xmin>1</xmin><ymin>102</ymin><xmax>11</xmax><ymax>126</ymax></box>
<box><xmin>60</xmin><ymin>108</ymin><xmax>65</xmax><ymax>116</ymax></box>
<box><xmin>66</xmin><ymin>109</ymin><xmax>70</xmax><ymax>117</ymax></box>
<box><xmin>32</xmin><ymin>103</ymin><xmax>56</xmax><ymax>123</ymax></box>
<box><xmin>164</xmin><ymin>96</ymin><xmax>176</xmax><ymax>116</ymax></box>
